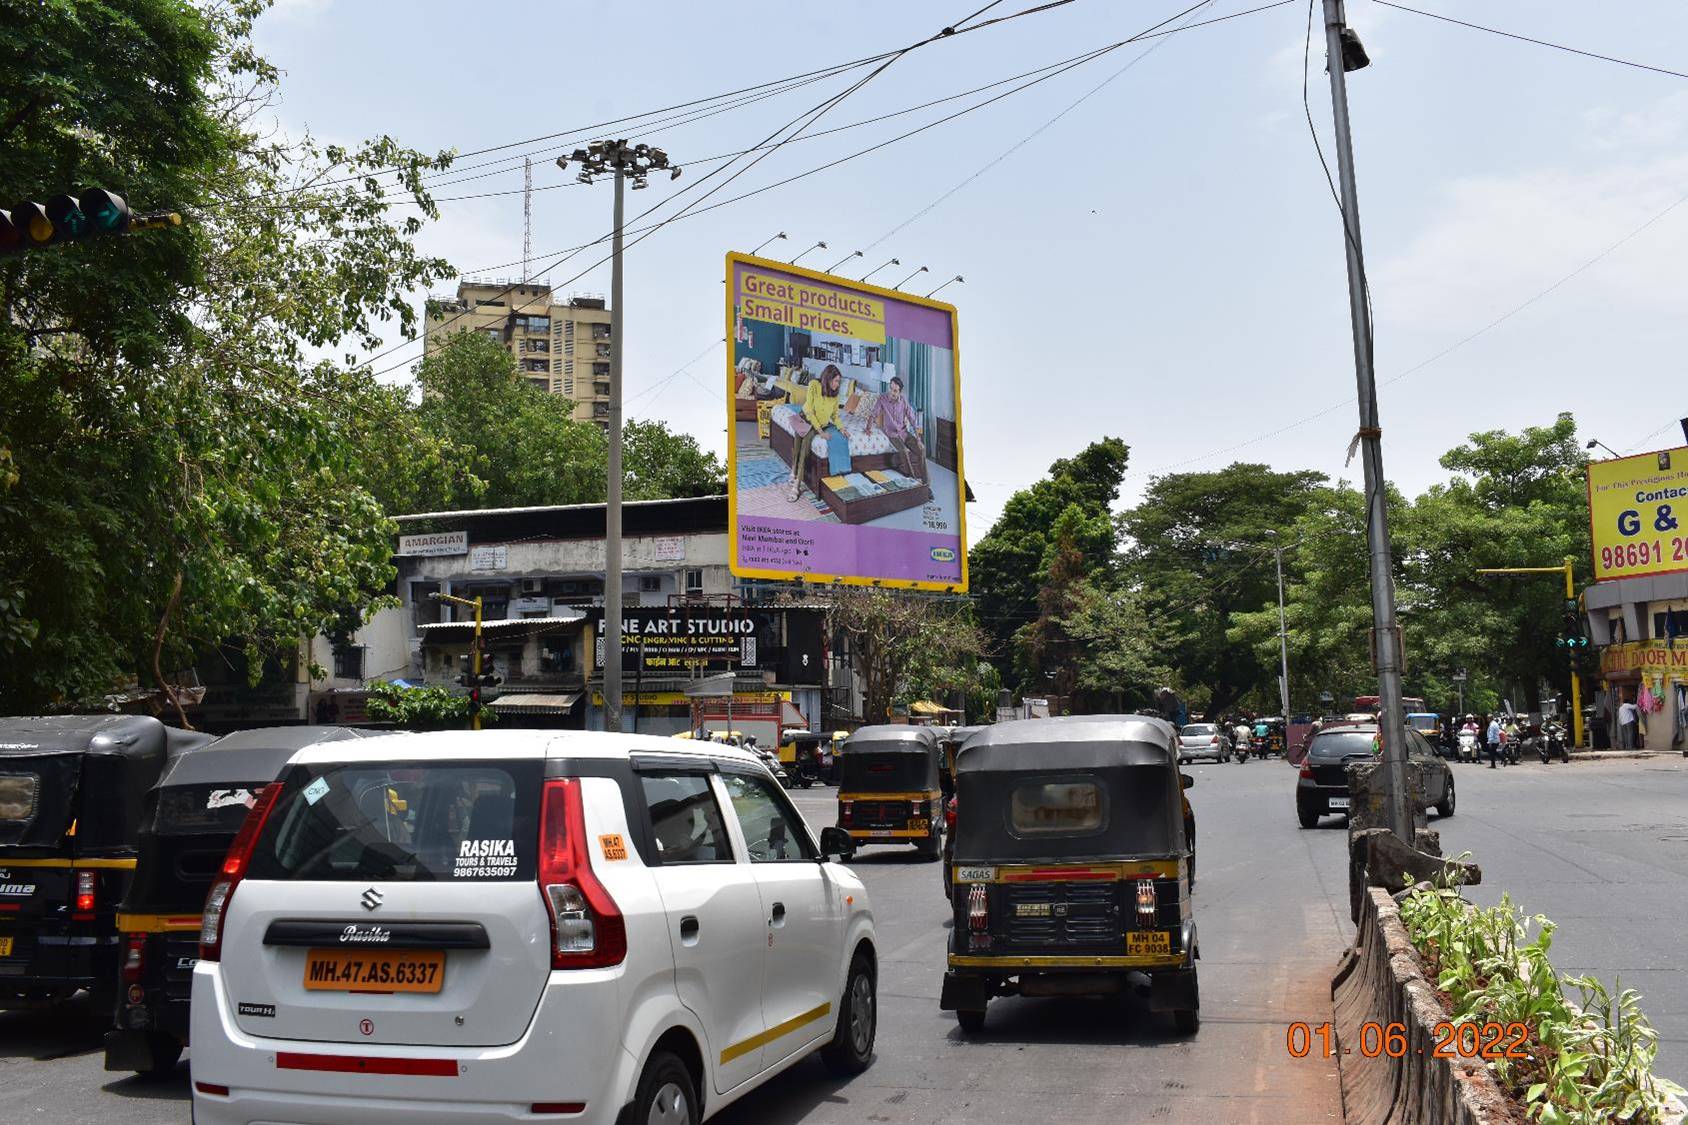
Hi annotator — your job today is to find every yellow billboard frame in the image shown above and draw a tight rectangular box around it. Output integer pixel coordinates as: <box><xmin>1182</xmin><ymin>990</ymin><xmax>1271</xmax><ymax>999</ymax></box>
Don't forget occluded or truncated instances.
<box><xmin>1585</xmin><ymin>444</ymin><xmax>1688</xmax><ymax>583</ymax></box>
<box><xmin>724</xmin><ymin>250</ymin><xmax>969</xmax><ymax>593</ymax></box>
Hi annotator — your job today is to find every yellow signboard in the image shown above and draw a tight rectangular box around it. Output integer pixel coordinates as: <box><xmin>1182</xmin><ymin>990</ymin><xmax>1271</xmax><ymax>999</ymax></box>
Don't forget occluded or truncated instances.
<box><xmin>1598</xmin><ymin>640</ymin><xmax>1688</xmax><ymax>678</ymax></box>
<box><xmin>590</xmin><ymin>690</ymin><xmax>791</xmax><ymax>707</ymax></box>
<box><xmin>1586</xmin><ymin>445</ymin><xmax>1688</xmax><ymax>582</ymax></box>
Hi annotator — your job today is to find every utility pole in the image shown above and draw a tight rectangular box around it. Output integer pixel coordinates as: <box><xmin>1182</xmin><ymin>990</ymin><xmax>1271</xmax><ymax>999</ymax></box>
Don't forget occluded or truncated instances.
<box><xmin>1321</xmin><ymin>0</ymin><xmax>1412</xmax><ymax>841</ymax></box>
<box><xmin>560</xmin><ymin>141</ymin><xmax>680</xmax><ymax>732</ymax></box>
<box><xmin>1266</xmin><ymin>529</ymin><xmax>1292</xmax><ymax>731</ymax></box>
<box><xmin>431</xmin><ymin>592</ymin><xmax>486</xmax><ymax>731</ymax></box>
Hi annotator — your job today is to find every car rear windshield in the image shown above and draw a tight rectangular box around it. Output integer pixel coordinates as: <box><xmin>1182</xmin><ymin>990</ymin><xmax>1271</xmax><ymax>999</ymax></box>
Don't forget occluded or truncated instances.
<box><xmin>1180</xmin><ymin>725</ymin><xmax>1215</xmax><ymax>737</ymax></box>
<box><xmin>247</xmin><ymin>759</ymin><xmax>542</xmax><ymax>882</ymax></box>
<box><xmin>154</xmin><ymin>784</ymin><xmax>270</xmax><ymax>835</ymax></box>
<box><xmin>1308</xmin><ymin>731</ymin><xmax>1379</xmax><ymax>760</ymax></box>
<box><xmin>1009</xmin><ymin>777</ymin><xmax>1107</xmax><ymax>837</ymax></box>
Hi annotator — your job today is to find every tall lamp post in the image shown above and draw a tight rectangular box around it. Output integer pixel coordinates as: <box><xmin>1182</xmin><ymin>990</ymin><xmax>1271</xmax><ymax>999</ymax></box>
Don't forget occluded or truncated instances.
<box><xmin>1452</xmin><ymin>668</ymin><xmax>1467</xmax><ymax>718</ymax></box>
<box><xmin>559</xmin><ymin>141</ymin><xmax>681</xmax><ymax>731</ymax></box>
<box><xmin>1265</xmin><ymin>529</ymin><xmax>1292</xmax><ymax>732</ymax></box>
<box><xmin>1319</xmin><ymin>0</ymin><xmax>1412</xmax><ymax>841</ymax></box>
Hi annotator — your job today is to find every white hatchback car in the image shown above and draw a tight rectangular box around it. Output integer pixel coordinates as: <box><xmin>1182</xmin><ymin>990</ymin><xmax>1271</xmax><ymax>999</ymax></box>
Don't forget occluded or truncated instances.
<box><xmin>190</xmin><ymin>730</ymin><xmax>876</xmax><ymax>1125</ymax></box>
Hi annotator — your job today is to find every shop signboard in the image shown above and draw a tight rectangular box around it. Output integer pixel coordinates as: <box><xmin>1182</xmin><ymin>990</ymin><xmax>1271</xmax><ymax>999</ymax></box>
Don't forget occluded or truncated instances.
<box><xmin>1598</xmin><ymin>640</ymin><xmax>1688</xmax><ymax>677</ymax></box>
<box><xmin>589</xmin><ymin>607</ymin><xmax>785</xmax><ymax>674</ymax></box>
<box><xmin>1587</xmin><ymin>445</ymin><xmax>1688</xmax><ymax>582</ymax></box>
<box><xmin>396</xmin><ymin>530</ymin><xmax>468</xmax><ymax>557</ymax></box>
<box><xmin>725</xmin><ymin>251</ymin><xmax>967</xmax><ymax>591</ymax></box>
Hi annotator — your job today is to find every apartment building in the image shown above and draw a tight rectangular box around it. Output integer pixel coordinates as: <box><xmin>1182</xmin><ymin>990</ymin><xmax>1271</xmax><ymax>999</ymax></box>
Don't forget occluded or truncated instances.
<box><xmin>423</xmin><ymin>279</ymin><xmax>614</xmax><ymax>424</ymax></box>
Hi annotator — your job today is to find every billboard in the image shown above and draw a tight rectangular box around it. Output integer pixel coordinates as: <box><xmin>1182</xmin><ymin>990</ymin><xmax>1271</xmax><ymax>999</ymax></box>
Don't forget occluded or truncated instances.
<box><xmin>587</xmin><ymin>606</ymin><xmax>823</xmax><ymax>679</ymax></box>
<box><xmin>1586</xmin><ymin>445</ymin><xmax>1688</xmax><ymax>582</ymax></box>
<box><xmin>725</xmin><ymin>252</ymin><xmax>966</xmax><ymax>591</ymax></box>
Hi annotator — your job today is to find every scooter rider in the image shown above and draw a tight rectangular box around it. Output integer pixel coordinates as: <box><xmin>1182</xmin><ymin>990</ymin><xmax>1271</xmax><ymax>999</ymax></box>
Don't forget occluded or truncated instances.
<box><xmin>1458</xmin><ymin>714</ymin><xmax>1479</xmax><ymax>762</ymax></box>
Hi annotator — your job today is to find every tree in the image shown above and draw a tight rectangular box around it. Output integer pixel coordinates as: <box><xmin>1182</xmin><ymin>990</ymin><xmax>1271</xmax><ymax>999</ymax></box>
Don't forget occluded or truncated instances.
<box><xmin>1121</xmin><ymin>463</ymin><xmax>1328</xmax><ymax>713</ymax></box>
<box><xmin>970</xmin><ymin>438</ymin><xmax>1129</xmax><ymax>684</ymax></box>
<box><xmin>1</xmin><ymin>0</ymin><xmax>454</xmax><ymax>714</ymax></box>
<box><xmin>624</xmin><ymin>418</ymin><xmax>725</xmax><ymax>500</ymax></box>
<box><xmin>819</xmin><ymin>589</ymin><xmax>985</xmax><ymax>725</ymax></box>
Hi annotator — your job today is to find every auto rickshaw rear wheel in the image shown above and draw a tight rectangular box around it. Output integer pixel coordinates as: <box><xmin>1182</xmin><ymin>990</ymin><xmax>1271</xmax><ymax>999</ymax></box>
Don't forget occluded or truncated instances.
<box><xmin>956</xmin><ymin>1005</ymin><xmax>987</xmax><ymax>1034</ymax></box>
<box><xmin>141</xmin><ymin>1032</ymin><xmax>184</xmax><ymax>1077</ymax></box>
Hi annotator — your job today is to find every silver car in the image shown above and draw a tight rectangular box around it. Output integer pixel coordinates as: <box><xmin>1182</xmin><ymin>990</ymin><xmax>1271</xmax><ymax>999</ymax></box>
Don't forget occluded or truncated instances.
<box><xmin>1178</xmin><ymin>723</ymin><xmax>1232</xmax><ymax>763</ymax></box>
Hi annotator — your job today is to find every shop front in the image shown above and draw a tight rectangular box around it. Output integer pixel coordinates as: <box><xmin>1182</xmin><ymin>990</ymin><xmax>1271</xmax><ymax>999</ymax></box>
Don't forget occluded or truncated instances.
<box><xmin>1596</xmin><ymin>641</ymin><xmax>1688</xmax><ymax>752</ymax></box>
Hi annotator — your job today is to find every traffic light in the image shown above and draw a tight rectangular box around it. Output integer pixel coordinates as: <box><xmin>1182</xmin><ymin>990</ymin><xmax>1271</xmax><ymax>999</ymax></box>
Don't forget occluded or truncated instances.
<box><xmin>1555</xmin><ymin>611</ymin><xmax>1590</xmax><ymax>650</ymax></box>
<box><xmin>1</xmin><ymin>189</ymin><xmax>165</xmax><ymax>255</ymax></box>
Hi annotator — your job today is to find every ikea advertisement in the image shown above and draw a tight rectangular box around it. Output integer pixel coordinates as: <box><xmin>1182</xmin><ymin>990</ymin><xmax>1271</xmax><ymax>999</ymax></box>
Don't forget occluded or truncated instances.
<box><xmin>1586</xmin><ymin>444</ymin><xmax>1688</xmax><ymax>582</ymax></box>
<box><xmin>725</xmin><ymin>251</ymin><xmax>967</xmax><ymax>590</ymax></box>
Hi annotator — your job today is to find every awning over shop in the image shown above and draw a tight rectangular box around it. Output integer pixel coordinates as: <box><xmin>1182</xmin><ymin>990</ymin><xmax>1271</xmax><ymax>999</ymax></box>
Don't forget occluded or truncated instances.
<box><xmin>487</xmin><ymin>692</ymin><xmax>581</xmax><ymax>716</ymax></box>
<box><xmin>418</xmin><ymin>611</ymin><xmax>585</xmax><ymax>644</ymax></box>
<box><xmin>909</xmin><ymin>700</ymin><xmax>963</xmax><ymax>717</ymax></box>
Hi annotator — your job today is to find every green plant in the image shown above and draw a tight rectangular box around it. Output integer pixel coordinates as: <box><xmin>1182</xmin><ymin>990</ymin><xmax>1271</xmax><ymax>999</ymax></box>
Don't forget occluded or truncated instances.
<box><xmin>364</xmin><ymin>681</ymin><xmax>487</xmax><ymax>728</ymax></box>
<box><xmin>1398</xmin><ymin>884</ymin><xmax>1683</xmax><ymax>1123</ymax></box>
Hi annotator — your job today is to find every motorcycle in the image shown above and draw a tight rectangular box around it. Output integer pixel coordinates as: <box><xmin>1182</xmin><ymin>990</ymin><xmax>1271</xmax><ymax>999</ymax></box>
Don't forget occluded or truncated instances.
<box><xmin>1457</xmin><ymin>730</ymin><xmax>1480</xmax><ymax>763</ymax></box>
<box><xmin>1538</xmin><ymin>721</ymin><xmax>1569</xmax><ymax>763</ymax></box>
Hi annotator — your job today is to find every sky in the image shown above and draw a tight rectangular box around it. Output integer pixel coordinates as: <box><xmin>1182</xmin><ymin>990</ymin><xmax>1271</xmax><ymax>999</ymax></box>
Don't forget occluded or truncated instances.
<box><xmin>252</xmin><ymin>0</ymin><xmax>1688</xmax><ymax>537</ymax></box>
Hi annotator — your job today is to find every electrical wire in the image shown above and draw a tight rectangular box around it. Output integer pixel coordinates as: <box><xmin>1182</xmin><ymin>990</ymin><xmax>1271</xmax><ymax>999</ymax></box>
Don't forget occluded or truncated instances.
<box><xmin>1373</xmin><ymin>1</ymin><xmax>1688</xmax><ymax>82</ymax></box>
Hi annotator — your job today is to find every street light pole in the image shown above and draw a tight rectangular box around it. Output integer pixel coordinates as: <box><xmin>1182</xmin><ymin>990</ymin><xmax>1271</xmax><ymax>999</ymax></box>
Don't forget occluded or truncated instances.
<box><xmin>1321</xmin><ymin>0</ymin><xmax>1412</xmax><ymax>841</ymax></box>
<box><xmin>558</xmin><ymin>141</ymin><xmax>680</xmax><ymax>732</ymax></box>
<box><xmin>1266</xmin><ymin>530</ymin><xmax>1291</xmax><ymax>730</ymax></box>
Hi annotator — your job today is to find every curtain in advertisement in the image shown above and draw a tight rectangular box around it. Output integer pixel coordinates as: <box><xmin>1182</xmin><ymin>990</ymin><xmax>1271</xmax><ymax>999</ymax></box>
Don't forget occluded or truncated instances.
<box><xmin>892</xmin><ymin>338</ymin><xmax>935</xmax><ymax>458</ymax></box>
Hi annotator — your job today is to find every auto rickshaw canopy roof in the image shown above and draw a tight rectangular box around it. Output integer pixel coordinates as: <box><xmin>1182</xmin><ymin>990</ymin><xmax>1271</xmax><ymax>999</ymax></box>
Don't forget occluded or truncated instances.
<box><xmin>951</xmin><ymin>715</ymin><xmax>1187</xmax><ymax>862</ymax></box>
<box><xmin>156</xmin><ymin>725</ymin><xmax>371</xmax><ymax>790</ymax></box>
<box><xmin>844</xmin><ymin>724</ymin><xmax>940</xmax><ymax>752</ymax></box>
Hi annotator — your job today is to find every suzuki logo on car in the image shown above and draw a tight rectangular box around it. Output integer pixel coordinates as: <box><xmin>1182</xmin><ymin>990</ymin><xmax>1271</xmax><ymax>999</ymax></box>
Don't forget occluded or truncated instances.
<box><xmin>340</xmin><ymin>925</ymin><xmax>391</xmax><ymax>944</ymax></box>
<box><xmin>360</xmin><ymin>887</ymin><xmax>383</xmax><ymax>911</ymax></box>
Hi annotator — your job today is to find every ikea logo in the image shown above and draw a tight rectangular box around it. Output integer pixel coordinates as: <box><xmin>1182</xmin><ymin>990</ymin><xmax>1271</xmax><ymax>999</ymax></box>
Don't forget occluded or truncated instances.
<box><xmin>930</xmin><ymin>547</ymin><xmax>956</xmax><ymax>562</ymax></box>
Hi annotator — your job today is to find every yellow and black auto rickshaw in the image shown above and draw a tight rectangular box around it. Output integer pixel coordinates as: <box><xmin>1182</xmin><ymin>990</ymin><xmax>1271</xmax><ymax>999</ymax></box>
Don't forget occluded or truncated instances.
<box><xmin>940</xmin><ymin>715</ymin><xmax>1200</xmax><ymax>1034</ymax></box>
<box><xmin>0</xmin><ymin>716</ymin><xmax>211</xmax><ymax>1014</ymax></box>
<box><xmin>105</xmin><ymin>725</ymin><xmax>368</xmax><ymax>1075</ymax></box>
<box><xmin>837</xmin><ymin>725</ymin><xmax>944</xmax><ymax>860</ymax></box>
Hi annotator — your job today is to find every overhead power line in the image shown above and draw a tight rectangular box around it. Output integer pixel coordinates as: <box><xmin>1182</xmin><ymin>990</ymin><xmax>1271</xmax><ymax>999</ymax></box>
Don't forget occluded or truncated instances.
<box><xmin>1373</xmin><ymin>1</ymin><xmax>1688</xmax><ymax>81</ymax></box>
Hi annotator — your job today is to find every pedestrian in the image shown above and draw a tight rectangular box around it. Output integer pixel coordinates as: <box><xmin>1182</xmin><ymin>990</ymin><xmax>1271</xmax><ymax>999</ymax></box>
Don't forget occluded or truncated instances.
<box><xmin>1486</xmin><ymin>713</ymin><xmax>1502</xmax><ymax>769</ymax></box>
<box><xmin>864</xmin><ymin>374</ymin><xmax>928</xmax><ymax>484</ymax></box>
<box><xmin>1617</xmin><ymin>697</ymin><xmax>1639</xmax><ymax>750</ymax></box>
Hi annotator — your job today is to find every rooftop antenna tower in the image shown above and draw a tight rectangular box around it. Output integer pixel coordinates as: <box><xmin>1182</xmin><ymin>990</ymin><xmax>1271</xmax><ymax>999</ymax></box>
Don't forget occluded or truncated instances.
<box><xmin>522</xmin><ymin>156</ymin><xmax>533</xmax><ymax>283</ymax></box>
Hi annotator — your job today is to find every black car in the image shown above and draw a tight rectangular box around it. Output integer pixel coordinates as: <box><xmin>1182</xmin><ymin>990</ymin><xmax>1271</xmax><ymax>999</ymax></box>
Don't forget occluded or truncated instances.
<box><xmin>1295</xmin><ymin>722</ymin><xmax>1454</xmax><ymax>828</ymax></box>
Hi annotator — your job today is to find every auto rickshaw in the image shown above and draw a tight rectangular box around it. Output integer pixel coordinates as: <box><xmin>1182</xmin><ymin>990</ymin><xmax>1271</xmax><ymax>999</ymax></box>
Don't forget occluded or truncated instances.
<box><xmin>937</xmin><ymin>726</ymin><xmax>983</xmax><ymax>900</ymax></box>
<box><xmin>837</xmin><ymin>725</ymin><xmax>944</xmax><ymax>860</ymax></box>
<box><xmin>939</xmin><ymin>715</ymin><xmax>1200</xmax><ymax>1034</ymax></box>
<box><xmin>104</xmin><ymin>725</ymin><xmax>369</xmax><ymax>1075</ymax></box>
<box><xmin>779</xmin><ymin>730</ymin><xmax>835</xmax><ymax>788</ymax></box>
<box><xmin>0</xmin><ymin>716</ymin><xmax>211</xmax><ymax>1015</ymax></box>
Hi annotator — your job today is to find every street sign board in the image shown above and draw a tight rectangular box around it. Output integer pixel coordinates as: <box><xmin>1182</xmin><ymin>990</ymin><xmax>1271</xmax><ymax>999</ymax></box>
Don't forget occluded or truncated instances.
<box><xmin>396</xmin><ymin>530</ymin><xmax>467</xmax><ymax>557</ymax></box>
<box><xmin>724</xmin><ymin>251</ymin><xmax>967</xmax><ymax>591</ymax></box>
<box><xmin>1586</xmin><ymin>445</ymin><xmax>1688</xmax><ymax>582</ymax></box>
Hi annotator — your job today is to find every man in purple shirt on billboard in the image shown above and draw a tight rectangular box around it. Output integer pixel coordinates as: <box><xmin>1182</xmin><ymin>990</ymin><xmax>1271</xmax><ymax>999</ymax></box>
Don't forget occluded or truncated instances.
<box><xmin>865</xmin><ymin>375</ymin><xmax>927</xmax><ymax>485</ymax></box>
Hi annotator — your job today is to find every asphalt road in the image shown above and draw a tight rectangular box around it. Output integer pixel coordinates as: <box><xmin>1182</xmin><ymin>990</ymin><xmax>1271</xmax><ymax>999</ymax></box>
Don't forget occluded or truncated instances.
<box><xmin>8</xmin><ymin>755</ymin><xmax>1680</xmax><ymax>1123</ymax></box>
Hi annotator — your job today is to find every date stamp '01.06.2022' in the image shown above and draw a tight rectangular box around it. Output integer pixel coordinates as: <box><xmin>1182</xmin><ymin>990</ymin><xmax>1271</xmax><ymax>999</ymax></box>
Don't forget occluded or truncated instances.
<box><xmin>1285</xmin><ymin>1021</ymin><xmax>1534</xmax><ymax>1060</ymax></box>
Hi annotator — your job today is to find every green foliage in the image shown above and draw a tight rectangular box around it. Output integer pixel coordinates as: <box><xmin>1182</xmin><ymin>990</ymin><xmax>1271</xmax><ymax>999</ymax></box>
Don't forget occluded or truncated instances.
<box><xmin>1398</xmin><ymin>884</ymin><xmax>1683</xmax><ymax>1123</ymax></box>
<box><xmin>970</xmin><ymin>438</ymin><xmax>1128</xmax><ymax>691</ymax></box>
<box><xmin>1</xmin><ymin>0</ymin><xmax>458</xmax><ymax>713</ymax></box>
<box><xmin>1122</xmin><ymin>463</ymin><xmax>1331</xmax><ymax>713</ymax></box>
<box><xmin>816</xmin><ymin>589</ymin><xmax>986</xmax><ymax>725</ymax></box>
<box><xmin>363</xmin><ymin>680</ymin><xmax>482</xmax><ymax>728</ymax></box>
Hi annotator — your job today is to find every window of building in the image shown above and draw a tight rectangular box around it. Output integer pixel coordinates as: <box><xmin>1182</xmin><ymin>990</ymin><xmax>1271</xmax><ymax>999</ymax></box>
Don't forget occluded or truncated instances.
<box><xmin>593</xmin><ymin>362</ymin><xmax>609</xmax><ymax>376</ymax></box>
<box><xmin>1654</xmin><ymin>609</ymin><xmax>1686</xmax><ymax>641</ymax></box>
<box><xmin>481</xmin><ymin>328</ymin><xmax>501</xmax><ymax>341</ymax></box>
<box><xmin>639</xmin><ymin>575</ymin><xmax>663</xmax><ymax>594</ymax></box>
<box><xmin>592</xmin><ymin>325</ymin><xmax>610</xmax><ymax>340</ymax></box>
<box><xmin>515</xmin><ymin>315</ymin><xmax>549</xmax><ymax>334</ymax></box>
<box><xmin>563</xmin><ymin>322</ymin><xmax>575</xmax><ymax>336</ymax></box>
<box><xmin>596</xmin><ymin>344</ymin><xmax>610</xmax><ymax>358</ymax></box>
<box><xmin>523</xmin><ymin>358</ymin><xmax>548</xmax><ymax>372</ymax></box>
<box><xmin>683</xmin><ymin>568</ymin><xmax>704</xmax><ymax>595</ymax></box>
<box><xmin>475</xmin><ymin>298</ymin><xmax>506</xmax><ymax>307</ymax></box>
<box><xmin>526</xmin><ymin>377</ymin><xmax>550</xmax><ymax>391</ymax></box>
<box><xmin>332</xmin><ymin>644</ymin><xmax>366</xmax><ymax>681</ymax></box>
<box><xmin>523</xmin><ymin>338</ymin><xmax>549</xmax><ymax>353</ymax></box>
<box><xmin>540</xmin><ymin>635</ymin><xmax>575</xmax><ymax>675</ymax></box>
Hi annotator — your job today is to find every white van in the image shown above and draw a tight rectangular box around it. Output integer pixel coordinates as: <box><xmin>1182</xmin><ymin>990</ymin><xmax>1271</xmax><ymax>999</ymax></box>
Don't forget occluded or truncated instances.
<box><xmin>190</xmin><ymin>730</ymin><xmax>876</xmax><ymax>1125</ymax></box>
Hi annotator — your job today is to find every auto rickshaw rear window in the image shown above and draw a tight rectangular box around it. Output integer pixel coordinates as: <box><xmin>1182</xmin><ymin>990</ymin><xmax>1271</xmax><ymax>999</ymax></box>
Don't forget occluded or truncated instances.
<box><xmin>155</xmin><ymin>785</ymin><xmax>266</xmax><ymax>835</ymax></box>
<box><xmin>1009</xmin><ymin>778</ymin><xmax>1107</xmax><ymax>837</ymax></box>
<box><xmin>0</xmin><ymin>773</ymin><xmax>39</xmax><ymax>821</ymax></box>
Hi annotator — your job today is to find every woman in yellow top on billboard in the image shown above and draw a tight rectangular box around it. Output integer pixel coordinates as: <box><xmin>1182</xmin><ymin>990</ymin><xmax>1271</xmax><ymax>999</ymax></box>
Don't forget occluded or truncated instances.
<box><xmin>788</xmin><ymin>364</ymin><xmax>852</xmax><ymax>502</ymax></box>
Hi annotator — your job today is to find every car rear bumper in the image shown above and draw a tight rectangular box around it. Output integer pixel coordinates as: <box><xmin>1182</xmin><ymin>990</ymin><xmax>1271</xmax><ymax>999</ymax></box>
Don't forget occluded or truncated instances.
<box><xmin>1295</xmin><ymin>781</ymin><xmax>1350</xmax><ymax>811</ymax></box>
<box><xmin>190</xmin><ymin>962</ymin><xmax>636</xmax><ymax>1125</ymax></box>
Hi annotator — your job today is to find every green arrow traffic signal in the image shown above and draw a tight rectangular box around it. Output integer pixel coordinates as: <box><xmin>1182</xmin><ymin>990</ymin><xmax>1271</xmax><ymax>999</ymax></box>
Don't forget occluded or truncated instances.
<box><xmin>1</xmin><ymin>189</ymin><xmax>138</xmax><ymax>254</ymax></box>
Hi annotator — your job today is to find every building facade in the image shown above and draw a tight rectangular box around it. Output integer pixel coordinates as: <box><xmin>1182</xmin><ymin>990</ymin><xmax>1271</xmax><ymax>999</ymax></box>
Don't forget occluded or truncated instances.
<box><xmin>424</xmin><ymin>280</ymin><xmax>613</xmax><ymax>424</ymax></box>
<box><xmin>1584</xmin><ymin>571</ymin><xmax>1688</xmax><ymax>750</ymax></box>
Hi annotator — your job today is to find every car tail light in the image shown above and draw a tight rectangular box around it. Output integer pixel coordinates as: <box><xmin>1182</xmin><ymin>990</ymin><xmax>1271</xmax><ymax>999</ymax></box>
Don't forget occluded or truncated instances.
<box><xmin>1210</xmin><ymin>736</ymin><xmax>1220</xmax><ymax>745</ymax></box>
<box><xmin>199</xmin><ymin>782</ymin><xmax>281</xmax><ymax>962</ymax></box>
<box><xmin>121</xmin><ymin>934</ymin><xmax>146</xmax><ymax>987</ymax></box>
<box><xmin>73</xmin><ymin>870</ymin><xmax>96</xmax><ymax>917</ymax></box>
<box><xmin>1136</xmin><ymin>879</ymin><xmax>1157</xmax><ymax>922</ymax></box>
<box><xmin>967</xmin><ymin>883</ymin><xmax>988</xmax><ymax>932</ymax></box>
<box><xmin>839</xmin><ymin>800</ymin><xmax>853</xmax><ymax>826</ymax></box>
<box><xmin>194</xmin><ymin>1082</ymin><xmax>230</xmax><ymax>1097</ymax></box>
<box><xmin>1298</xmin><ymin>764</ymin><xmax>1315</xmax><ymax>780</ymax></box>
<box><xmin>538</xmin><ymin>778</ymin><xmax>626</xmax><ymax>970</ymax></box>
<box><xmin>944</xmin><ymin>796</ymin><xmax>957</xmax><ymax>831</ymax></box>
